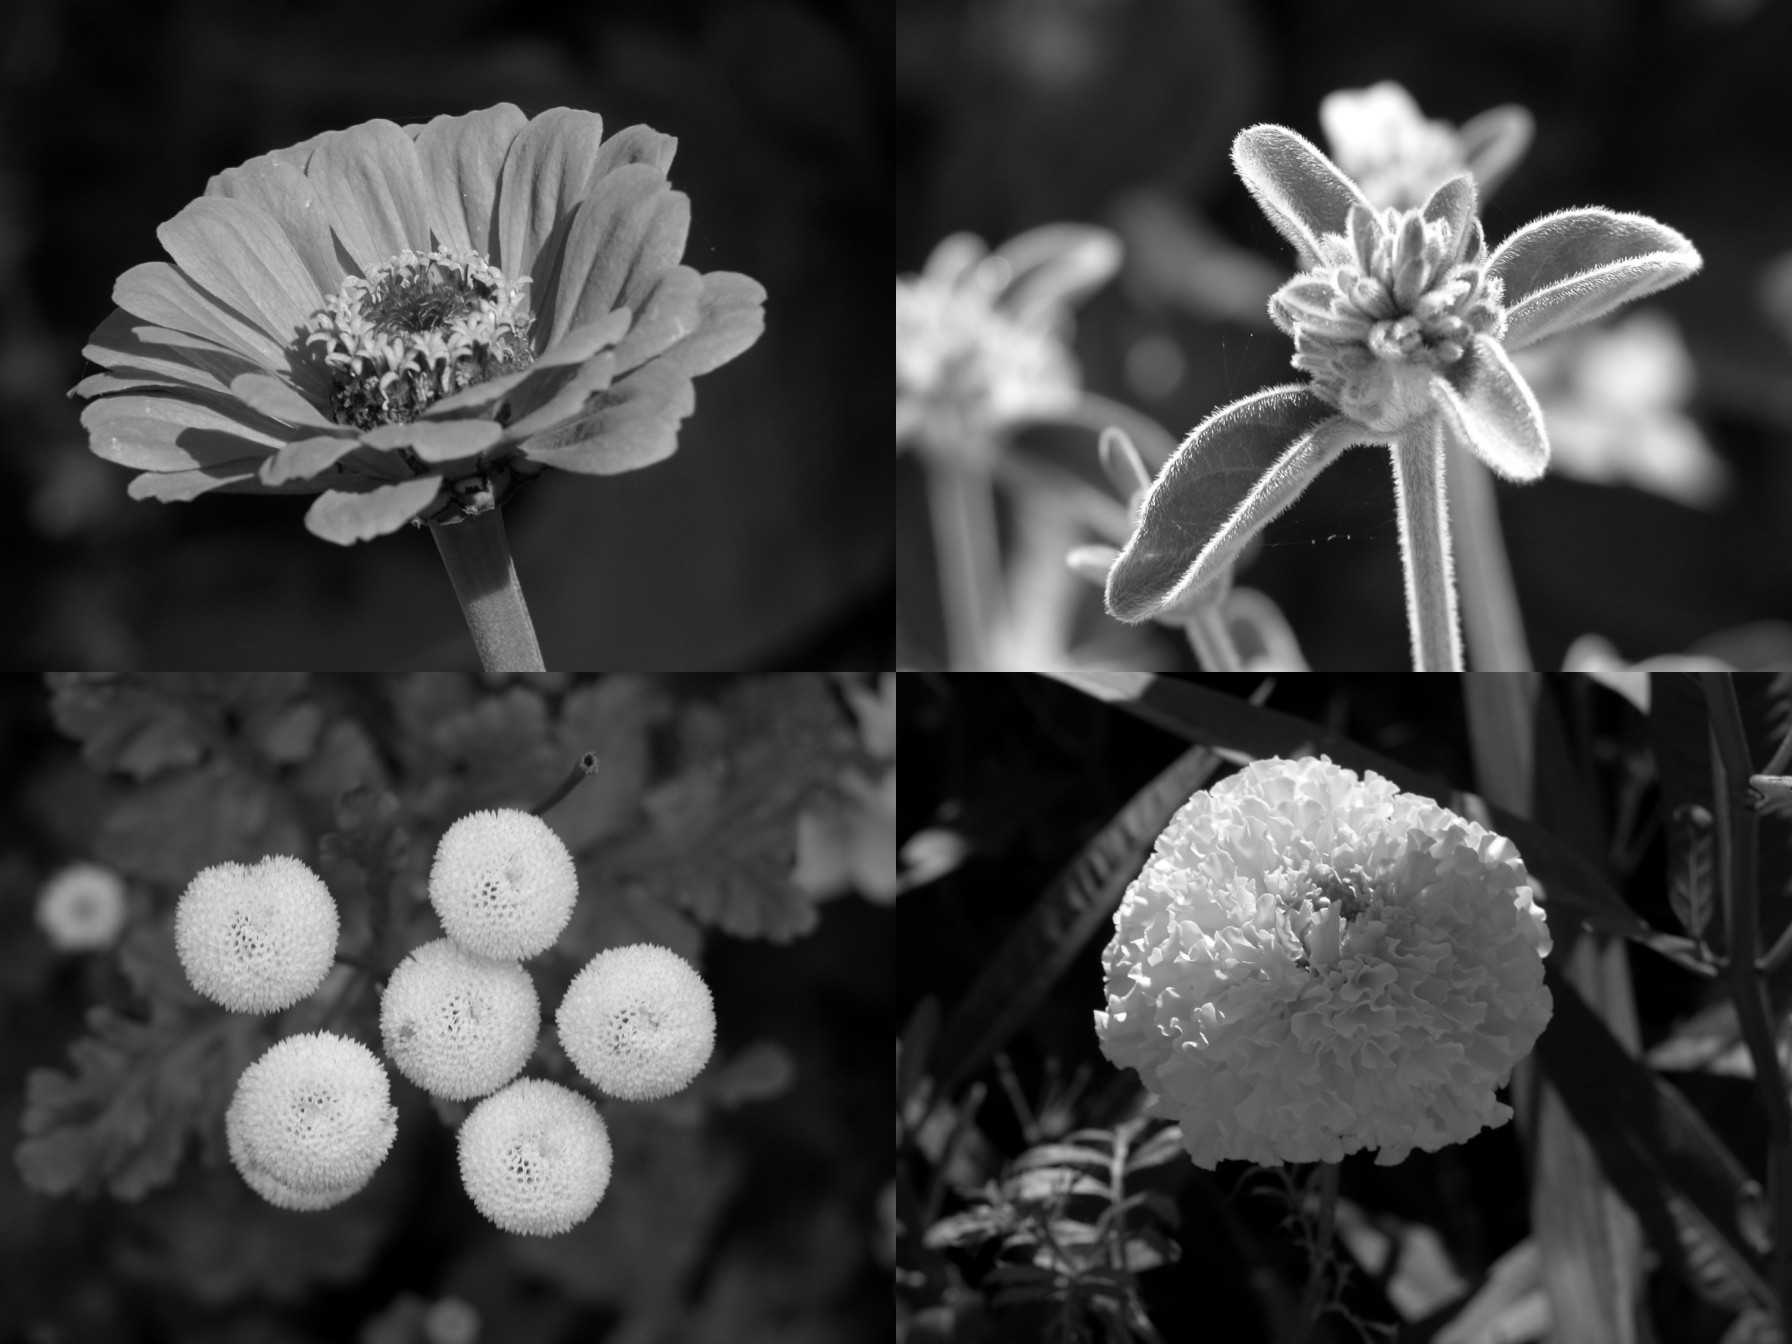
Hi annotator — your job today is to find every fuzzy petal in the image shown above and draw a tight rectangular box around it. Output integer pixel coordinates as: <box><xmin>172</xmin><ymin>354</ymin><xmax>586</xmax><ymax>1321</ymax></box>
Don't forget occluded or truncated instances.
<box><xmin>634</xmin><ymin>271</ymin><xmax>766</xmax><ymax>382</ymax></box>
<box><xmin>1431</xmin><ymin>335</ymin><xmax>1550</xmax><ymax>482</ymax></box>
<box><xmin>82</xmin><ymin>392</ymin><xmax>287</xmax><ymax>471</ymax></box>
<box><xmin>228</xmin><ymin>373</ymin><xmax>346</xmax><ymax>432</ymax></box>
<box><xmin>1457</xmin><ymin>106</ymin><xmax>1533</xmax><ymax>203</ymax></box>
<box><xmin>1106</xmin><ymin>387</ymin><xmax>1366</xmax><ymax>623</ymax></box>
<box><xmin>304</xmin><ymin>476</ymin><xmax>442</xmax><ymax>544</ymax></box>
<box><xmin>1231</xmin><ymin>124</ymin><xmax>1370</xmax><ymax>267</ymax></box>
<box><xmin>610</xmin><ymin>265</ymin><xmax>703</xmax><ymax>375</ymax></box>
<box><xmin>1489</xmin><ymin>208</ymin><xmax>1702</xmax><ymax>349</ymax></box>
<box><xmin>413</xmin><ymin>103</ymin><xmax>528</xmax><ymax>257</ymax></box>
<box><xmin>514</xmin><ymin>361</ymin><xmax>696</xmax><ymax>475</ymax></box>
<box><xmin>990</xmin><ymin>224</ymin><xmax>1122</xmax><ymax>329</ymax></box>
<box><xmin>495</xmin><ymin>107</ymin><xmax>607</xmax><ymax>286</ymax></box>
<box><xmin>206</xmin><ymin>155</ymin><xmax>346</xmax><ymax>297</ymax></box>
<box><xmin>156</xmin><ymin>196</ymin><xmax>322</xmax><ymax>347</ymax></box>
<box><xmin>590</xmin><ymin>124</ymin><xmax>678</xmax><ymax>180</ymax></box>
<box><xmin>549</xmin><ymin>166</ymin><xmax>687</xmax><ymax>346</ymax></box>
<box><xmin>259</xmin><ymin>434</ymin><xmax>367</xmax><ymax>485</ymax></box>
<box><xmin>113</xmin><ymin>261</ymin><xmax>289</xmax><ymax>371</ymax></box>
<box><xmin>360</xmin><ymin>418</ymin><xmax>504</xmax><ymax>462</ymax></box>
<box><xmin>305</xmin><ymin>119</ymin><xmax>435</xmax><ymax>274</ymax></box>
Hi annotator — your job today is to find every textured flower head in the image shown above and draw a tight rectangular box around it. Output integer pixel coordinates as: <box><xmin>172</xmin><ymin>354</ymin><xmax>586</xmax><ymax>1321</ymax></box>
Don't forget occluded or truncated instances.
<box><xmin>226</xmin><ymin>1031</ymin><xmax>398</xmax><ymax>1209</ymax></box>
<box><xmin>896</xmin><ymin>226</ymin><xmax>1118</xmax><ymax>464</ymax></box>
<box><xmin>1095</xmin><ymin>755</ymin><xmax>1552</xmax><ymax>1169</ymax></box>
<box><xmin>457</xmin><ymin>1077</ymin><xmax>613</xmax><ymax>1235</ymax></box>
<box><xmin>380</xmin><ymin>938</ymin><xmax>541</xmax><ymax>1100</ymax></box>
<box><xmin>428</xmin><ymin>809</ymin><xmax>578</xmax><ymax>961</ymax></box>
<box><xmin>175</xmin><ymin>855</ymin><xmax>340</xmax><ymax>1012</ymax></box>
<box><xmin>36</xmin><ymin>862</ymin><xmax>128</xmax><ymax>952</ymax></box>
<box><xmin>555</xmin><ymin>944</ymin><xmax>716</xmax><ymax>1100</ymax></box>
<box><xmin>74</xmin><ymin>105</ymin><xmax>765</xmax><ymax>544</ymax></box>
<box><xmin>1319</xmin><ymin>82</ymin><xmax>1533</xmax><ymax>211</ymax></box>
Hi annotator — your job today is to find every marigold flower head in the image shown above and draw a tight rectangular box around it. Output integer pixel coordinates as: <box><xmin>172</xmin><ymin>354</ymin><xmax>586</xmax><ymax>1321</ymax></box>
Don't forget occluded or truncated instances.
<box><xmin>1096</xmin><ymin>755</ymin><xmax>1552</xmax><ymax>1169</ymax></box>
<box><xmin>36</xmin><ymin>862</ymin><xmax>128</xmax><ymax>952</ymax></box>
<box><xmin>226</xmin><ymin>1031</ymin><xmax>398</xmax><ymax>1209</ymax></box>
<box><xmin>74</xmin><ymin>105</ymin><xmax>765</xmax><ymax>544</ymax></box>
<box><xmin>457</xmin><ymin>1077</ymin><xmax>613</xmax><ymax>1235</ymax></box>
<box><xmin>428</xmin><ymin>809</ymin><xmax>578</xmax><ymax>961</ymax></box>
<box><xmin>175</xmin><ymin>855</ymin><xmax>339</xmax><ymax>1012</ymax></box>
<box><xmin>380</xmin><ymin>938</ymin><xmax>541</xmax><ymax>1100</ymax></box>
<box><xmin>555</xmin><ymin>944</ymin><xmax>716</xmax><ymax>1100</ymax></box>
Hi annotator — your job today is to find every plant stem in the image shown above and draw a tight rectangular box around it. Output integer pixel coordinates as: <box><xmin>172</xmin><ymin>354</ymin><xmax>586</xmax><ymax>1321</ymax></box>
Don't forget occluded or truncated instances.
<box><xmin>429</xmin><ymin>507</ymin><xmax>545</xmax><ymax>672</ymax></box>
<box><xmin>1446</xmin><ymin>437</ymin><xmax>1533</xmax><ymax>671</ymax></box>
<box><xmin>1285</xmin><ymin>1161</ymin><xmax>1340</xmax><ymax>1344</ymax></box>
<box><xmin>924</xmin><ymin>458</ymin><xmax>1004</xmax><ymax>670</ymax></box>
<box><xmin>1391</xmin><ymin>425</ymin><xmax>1463</xmax><ymax>671</ymax></box>
<box><xmin>1182</xmin><ymin>603</ymin><xmax>1243</xmax><ymax>671</ymax></box>
<box><xmin>532</xmin><ymin>751</ymin><xmax>601</xmax><ymax>816</ymax></box>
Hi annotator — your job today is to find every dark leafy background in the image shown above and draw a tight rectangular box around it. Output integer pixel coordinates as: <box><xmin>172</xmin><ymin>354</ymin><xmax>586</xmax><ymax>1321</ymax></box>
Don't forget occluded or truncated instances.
<box><xmin>0</xmin><ymin>672</ymin><xmax>891</xmax><ymax>1343</ymax></box>
<box><xmin>896</xmin><ymin>0</ymin><xmax>1792</xmax><ymax>669</ymax></box>
<box><xmin>1</xmin><ymin>0</ymin><xmax>888</xmax><ymax>669</ymax></box>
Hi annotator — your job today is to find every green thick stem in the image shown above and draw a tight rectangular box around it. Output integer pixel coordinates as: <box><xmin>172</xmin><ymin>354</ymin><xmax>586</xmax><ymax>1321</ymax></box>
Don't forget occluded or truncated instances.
<box><xmin>429</xmin><ymin>507</ymin><xmax>545</xmax><ymax>672</ymax></box>
<box><xmin>1391</xmin><ymin>424</ymin><xmax>1463</xmax><ymax>671</ymax></box>
<box><xmin>1447</xmin><ymin>437</ymin><xmax>1533</xmax><ymax>671</ymax></box>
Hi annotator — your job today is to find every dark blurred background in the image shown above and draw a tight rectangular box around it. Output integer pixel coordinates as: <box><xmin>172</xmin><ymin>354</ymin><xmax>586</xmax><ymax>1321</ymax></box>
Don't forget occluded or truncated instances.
<box><xmin>1</xmin><ymin>0</ymin><xmax>888</xmax><ymax>669</ymax></box>
<box><xmin>897</xmin><ymin>0</ymin><xmax>1792</xmax><ymax>669</ymax></box>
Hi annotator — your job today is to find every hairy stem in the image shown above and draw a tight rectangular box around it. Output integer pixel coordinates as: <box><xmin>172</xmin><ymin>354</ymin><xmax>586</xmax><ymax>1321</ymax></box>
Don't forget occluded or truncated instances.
<box><xmin>924</xmin><ymin>458</ymin><xmax>1004</xmax><ymax>670</ymax></box>
<box><xmin>1391</xmin><ymin>424</ymin><xmax>1463</xmax><ymax>671</ymax></box>
<box><xmin>1447</xmin><ymin>436</ymin><xmax>1533</xmax><ymax>671</ymax></box>
<box><xmin>430</xmin><ymin>508</ymin><xmax>545</xmax><ymax>672</ymax></box>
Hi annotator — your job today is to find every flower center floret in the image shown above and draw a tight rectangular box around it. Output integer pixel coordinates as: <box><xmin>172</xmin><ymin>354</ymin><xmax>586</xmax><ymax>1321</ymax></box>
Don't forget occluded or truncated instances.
<box><xmin>1270</xmin><ymin>201</ymin><xmax>1506</xmax><ymax>434</ymax></box>
<box><xmin>306</xmin><ymin>247</ymin><xmax>535</xmax><ymax>430</ymax></box>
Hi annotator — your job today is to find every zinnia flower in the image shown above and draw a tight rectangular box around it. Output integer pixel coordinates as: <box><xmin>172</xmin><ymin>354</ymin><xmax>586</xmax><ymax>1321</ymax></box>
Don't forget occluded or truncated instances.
<box><xmin>1103</xmin><ymin>124</ymin><xmax>1702</xmax><ymax>670</ymax></box>
<box><xmin>1095</xmin><ymin>755</ymin><xmax>1552</xmax><ymax>1169</ymax></box>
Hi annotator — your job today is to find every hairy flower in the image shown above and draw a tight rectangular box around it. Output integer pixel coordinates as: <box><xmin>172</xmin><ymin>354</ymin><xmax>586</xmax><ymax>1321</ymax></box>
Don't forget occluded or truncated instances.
<box><xmin>555</xmin><ymin>944</ymin><xmax>716</xmax><ymax>1100</ymax></box>
<box><xmin>380</xmin><ymin>938</ymin><xmax>540</xmax><ymax>1100</ymax></box>
<box><xmin>428</xmin><ymin>809</ymin><xmax>578</xmax><ymax>961</ymax></box>
<box><xmin>1103</xmin><ymin>124</ymin><xmax>1702</xmax><ymax>669</ymax></box>
<box><xmin>457</xmin><ymin>1077</ymin><xmax>613</xmax><ymax>1235</ymax></box>
<box><xmin>897</xmin><ymin>226</ymin><xmax>1118</xmax><ymax>465</ymax></box>
<box><xmin>74</xmin><ymin>105</ymin><xmax>765</xmax><ymax>544</ymax></box>
<box><xmin>227</xmin><ymin>1031</ymin><xmax>398</xmax><ymax>1209</ymax></box>
<box><xmin>175</xmin><ymin>855</ymin><xmax>340</xmax><ymax>1012</ymax></box>
<box><xmin>1319</xmin><ymin>82</ymin><xmax>1533</xmax><ymax>211</ymax></box>
<box><xmin>1096</xmin><ymin>756</ymin><xmax>1552</xmax><ymax>1169</ymax></box>
<box><xmin>36</xmin><ymin>862</ymin><xmax>128</xmax><ymax>952</ymax></box>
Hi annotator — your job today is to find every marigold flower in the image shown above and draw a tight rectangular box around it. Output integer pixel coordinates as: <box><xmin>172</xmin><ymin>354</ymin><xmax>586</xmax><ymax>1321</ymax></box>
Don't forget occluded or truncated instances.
<box><xmin>226</xmin><ymin>1031</ymin><xmax>398</xmax><ymax>1209</ymax></box>
<box><xmin>428</xmin><ymin>809</ymin><xmax>578</xmax><ymax>961</ymax></box>
<box><xmin>74</xmin><ymin>105</ymin><xmax>765</xmax><ymax>544</ymax></box>
<box><xmin>457</xmin><ymin>1077</ymin><xmax>613</xmax><ymax>1235</ymax></box>
<box><xmin>175</xmin><ymin>855</ymin><xmax>340</xmax><ymax>1012</ymax></box>
<box><xmin>555</xmin><ymin>944</ymin><xmax>716</xmax><ymax>1100</ymax></box>
<box><xmin>1095</xmin><ymin>755</ymin><xmax>1552</xmax><ymax>1169</ymax></box>
<box><xmin>380</xmin><ymin>938</ymin><xmax>541</xmax><ymax>1100</ymax></box>
<box><xmin>36</xmin><ymin>862</ymin><xmax>128</xmax><ymax>952</ymax></box>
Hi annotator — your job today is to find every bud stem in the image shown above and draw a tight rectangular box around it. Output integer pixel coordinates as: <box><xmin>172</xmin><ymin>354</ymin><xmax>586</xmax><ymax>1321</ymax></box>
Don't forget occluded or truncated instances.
<box><xmin>1392</xmin><ymin>422</ymin><xmax>1463</xmax><ymax>671</ymax></box>
<box><xmin>1447</xmin><ymin>437</ymin><xmax>1533</xmax><ymax>671</ymax></box>
<box><xmin>429</xmin><ymin>507</ymin><xmax>545</xmax><ymax>672</ymax></box>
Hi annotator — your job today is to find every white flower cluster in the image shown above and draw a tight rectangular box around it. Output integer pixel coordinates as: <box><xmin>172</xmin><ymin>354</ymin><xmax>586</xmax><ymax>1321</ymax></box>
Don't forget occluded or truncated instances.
<box><xmin>556</xmin><ymin>944</ymin><xmax>716</xmax><ymax>1101</ymax></box>
<box><xmin>457</xmin><ymin>1077</ymin><xmax>613</xmax><ymax>1236</ymax></box>
<box><xmin>175</xmin><ymin>855</ymin><xmax>340</xmax><ymax>1012</ymax></box>
<box><xmin>380</xmin><ymin>938</ymin><xmax>540</xmax><ymax>1101</ymax></box>
<box><xmin>1096</xmin><ymin>755</ymin><xmax>1552</xmax><ymax>1169</ymax></box>
<box><xmin>428</xmin><ymin>809</ymin><xmax>579</xmax><ymax>960</ymax></box>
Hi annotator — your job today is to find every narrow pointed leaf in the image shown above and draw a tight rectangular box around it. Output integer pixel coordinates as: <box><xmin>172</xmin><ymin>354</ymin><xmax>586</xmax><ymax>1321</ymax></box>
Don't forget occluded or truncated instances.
<box><xmin>1458</xmin><ymin>105</ymin><xmax>1534</xmax><ymax>202</ymax></box>
<box><xmin>1231</xmin><ymin>124</ymin><xmax>1369</xmax><ymax>265</ymax></box>
<box><xmin>1422</xmin><ymin>172</ymin><xmax>1479</xmax><ymax>257</ymax></box>
<box><xmin>1489</xmin><ymin>208</ymin><xmax>1702</xmax><ymax>349</ymax></box>
<box><xmin>1105</xmin><ymin>386</ymin><xmax>1360</xmax><ymax>623</ymax></box>
<box><xmin>1432</xmin><ymin>335</ymin><xmax>1550</xmax><ymax>482</ymax></box>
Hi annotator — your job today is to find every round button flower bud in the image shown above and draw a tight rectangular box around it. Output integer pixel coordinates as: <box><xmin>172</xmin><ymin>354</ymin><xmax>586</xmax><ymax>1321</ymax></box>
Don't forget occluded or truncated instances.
<box><xmin>555</xmin><ymin>944</ymin><xmax>716</xmax><ymax>1100</ymax></box>
<box><xmin>226</xmin><ymin>1031</ymin><xmax>398</xmax><ymax>1210</ymax></box>
<box><xmin>456</xmin><ymin>1078</ymin><xmax>613</xmax><ymax>1236</ymax></box>
<box><xmin>37</xmin><ymin>862</ymin><xmax>128</xmax><ymax>952</ymax></box>
<box><xmin>175</xmin><ymin>856</ymin><xmax>340</xmax><ymax>1012</ymax></box>
<box><xmin>428</xmin><ymin>810</ymin><xmax>577</xmax><ymax>961</ymax></box>
<box><xmin>380</xmin><ymin>938</ymin><xmax>540</xmax><ymax>1100</ymax></box>
<box><xmin>1096</xmin><ymin>755</ymin><xmax>1552</xmax><ymax>1169</ymax></box>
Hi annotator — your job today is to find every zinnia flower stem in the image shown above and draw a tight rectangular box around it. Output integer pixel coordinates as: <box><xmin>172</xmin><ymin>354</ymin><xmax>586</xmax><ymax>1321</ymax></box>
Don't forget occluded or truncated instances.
<box><xmin>1446</xmin><ymin>438</ymin><xmax>1532</xmax><ymax>671</ymax></box>
<box><xmin>1391</xmin><ymin>424</ymin><xmax>1463</xmax><ymax>671</ymax></box>
<box><xmin>1286</xmin><ymin>1161</ymin><xmax>1340</xmax><ymax>1344</ymax></box>
<box><xmin>1181</xmin><ymin>604</ymin><xmax>1243</xmax><ymax>672</ymax></box>
<box><xmin>429</xmin><ymin>508</ymin><xmax>546</xmax><ymax>672</ymax></box>
<box><xmin>924</xmin><ymin>457</ymin><xmax>1004</xmax><ymax>670</ymax></box>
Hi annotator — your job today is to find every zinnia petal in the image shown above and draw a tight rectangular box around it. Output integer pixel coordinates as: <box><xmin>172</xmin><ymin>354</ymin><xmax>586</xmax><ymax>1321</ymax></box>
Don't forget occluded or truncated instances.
<box><xmin>361</xmin><ymin>418</ymin><xmax>505</xmax><ymax>464</ymax></box>
<box><xmin>83</xmin><ymin>309</ymin><xmax>263</xmax><ymax>393</ymax></box>
<box><xmin>156</xmin><ymin>197</ymin><xmax>324</xmax><ymax>346</ymax></box>
<box><xmin>129</xmin><ymin>461</ymin><xmax>266</xmax><ymax>501</ymax></box>
<box><xmin>611</xmin><ymin>265</ymin><xmax>703</xmax><ymax>375</ymax></box>
<box><xmin>631</xmin><ymin>271</ymin><xmax>766</xmax><ymax>382</ymax></box>
<box><xmin>589</xmin><ymin>124</ymin><xmax>678</xmax><ymax>181</ymax></box>
<box><xmin>495</xmin><ymin>107</ymin><xmax>608</xmax><ymax>288</ymax></box>
<box><xmin>516</xmin><ymin>361</ymin><xmax>695</xmax><ymax>475</ymax></box>
<box><xmin>305</xmin><ymin>118</ymin><xmax>435</xmax><ymax>274</ymax></box>
<box><xmin>228</xmin><ymin>372</ymin><xmax>348</xmax><ymax>433</ymax></box>
<box><xmin>205</xmin><ymin>155</ymin><xmax>347</xmax><ymax>297</ymax></box>
<box><xmin>81</xmin><ymin>392</ymin><xmax>289</xmax><ymax>471</ymax></box>
<box><xmin>413</xmin><ymin>103</ymin><xmax>528</xmax><ymax>257</ymax></box>
<box><xmin>113</xmin><ymin>261</ymin><xmax>290</xmax><ymax>372</ymax></box>
<box><xmin>259</xmin><ymin>435</ymin><xmax>371</xmax><ymax>485</ymax></box>
<box><xmin>549</xmin><ymin>166</ymin><xmax>688</xmax><ymax>347</ymax></box>
<box><xmin>304</xmin><ymin>476</ymin><xmax>443</xmax><ymax>544</ymax></box>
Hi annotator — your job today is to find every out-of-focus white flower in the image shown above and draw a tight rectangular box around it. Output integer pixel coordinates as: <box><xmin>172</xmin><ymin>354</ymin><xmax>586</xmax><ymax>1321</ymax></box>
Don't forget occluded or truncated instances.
<box><xmin>1512</xmin><ymin>310</ymin><xmax>1726</xmax><ymax>508</ymax></box>
<box><xmin>429</xmin><ymin>809</ymin><xmax>578</xmax><ymax>961</ymax></box>
<box><xmin>227</xmin><ymin>1031</ymin><xmax>398</xmax><ymax>1209</ymax></box>
<box><xmin>175</xmin><ymin>856</ymin><xmax>340</xmax><ymax>1012</ymax></box>
<box><xmin>380</xmin><ymin>938</ymin><xmax>540</xmax><ymax>1100</ymax></box>
<box><xmin>36</xmin><ymin>862</ymin><xmax>127</xmax><ymax>952</ymax></box>
<box><xmin>794</xmin><ymin>769</ymin><xmax>897</xmax><ymax>902</ymax></box>
<box><xmin>423</xmin><ymin>1297</ymin><xmax>481</xmax><ymax>1344</ymax></box>
<box><xmin>897</xmin><ymin>226</ymin><xmax>1119</xmax><ymax>463</ymax></box>
<box><xmin>1096</xmin><ymin>755</ymin><xmax>1552</xmax><ymax>1169</ymax></box>
<box><xmin>457</xmin><ymin>1077</ymin><xmax>612</xmax><ymax>1235</ymax></box>
<box><xmin>556</xmin><ymin>944</ymin><xmax>716</xmax><ymax>1100</ymax></box>
<box><xmin>1320</xmin><ymin>81</ymin><xmax>1533</xmax><ymax>210</ymax></box>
